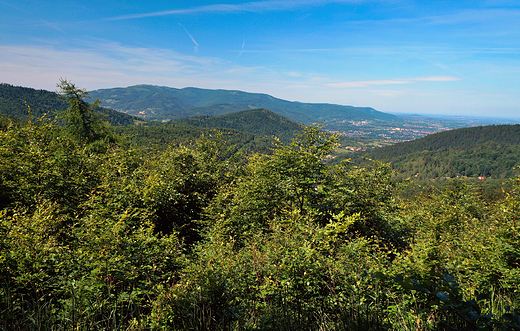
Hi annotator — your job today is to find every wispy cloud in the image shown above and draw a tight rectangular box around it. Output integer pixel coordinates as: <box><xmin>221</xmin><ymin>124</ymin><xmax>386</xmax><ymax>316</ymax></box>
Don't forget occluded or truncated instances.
<box><xmin>325</xmin><ymin>76</ymin><xmax>461</xmax><ymax>88</ymax></box>
<box><xmin>1</xmin><ymin>1</ymin><xmax>30</xmax><ymax>14</ymax></box>
<box><xmin>325</xmin><ymin>80</ymin><xmax>411</xmax><ymax>88</ymax></box>
<box><xmin>178</xmin><ymin>23</ymin><xmax>199</xmax><ymax>54</ymax></box>
<box><xmin>420</xmin><ymin>8</ymin><xmax>520</xmax><ymax>26</ymax></box>
<box><xmin>38</xmin><ymin>19</ymin><xmax>65</xmax><ymax>33</ymax></box>
<box><xmin>285</xmin><ymin>71</ymin><xmax>304</xmax><ymax>77</ymax></box>
<box><xmin>285</xmin><ymin>84</ymin><xmax>315</xmax><ymax>88</ymax></box>
<box><xmin>413</xmin><ymin>76</ymin><xmax>461</xmax><ymax>82</ymax></box>
<box><xmin>349</xmin><ymin>7</ymin><xmax>520</xmax><ymax>27</ymax></box>
<box><xmin>106</xmin><ymin>0</ymin><xmax>367</xmax><ymax>20</ymax></box>
<box><xmin>0</xmin><ymin>43</ymin><xmax>225</xmax><ymax>90</ymax></box>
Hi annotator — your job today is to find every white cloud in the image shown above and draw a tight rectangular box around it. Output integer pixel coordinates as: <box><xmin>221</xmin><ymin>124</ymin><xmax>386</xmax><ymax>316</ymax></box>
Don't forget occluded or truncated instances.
<box><xmin>236</xmin><ymin>38</ymin><xmax>246</xmax><ymax>59</ymax></box>
<box><xmin>285</xmin><ymin>84</ymin><xmax>314</xmax><ymax>88</ymax></box>
<box><xmin>38</xmin><ymin>19</ymin><xmax>65</xmax><ymax>33</ymax></box>
<box><xmin>0</xmin><ymin>43</ymin><xmax>226</xmax><ymax>91</ymax></box>
<box><xmin>421</xmin><ymin>9</ymin><xmax>520</xmax><ymax>26</ymax></box>
<box><xmin>285</xmin><ymin>71</ymin><xmax>304</xmax><ymax>77</ymax></box>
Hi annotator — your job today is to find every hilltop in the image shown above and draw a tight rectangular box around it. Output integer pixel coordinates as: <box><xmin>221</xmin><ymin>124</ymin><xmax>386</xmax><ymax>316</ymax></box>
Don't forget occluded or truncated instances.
<box><xmin>171</xmin><ymin>108</ymin><xmax>303</xmax><ymax>143</ymax></box>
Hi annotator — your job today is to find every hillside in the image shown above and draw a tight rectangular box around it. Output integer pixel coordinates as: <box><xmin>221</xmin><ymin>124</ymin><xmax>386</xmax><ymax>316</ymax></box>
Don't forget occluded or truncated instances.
<box><xmin>369</xmin><ymin>124</ymin><xmax>520</xmax><ymax>158</ymax></box>
<box><xmin>115</xmin><ymin>123</ymin><xmax>275</xmax><ymax>154</ymax></box>
<box><xmin>154</xmin><ymin>103</ymin><xmax>255</xmax><ymax>121</ymax></box>
<box><xmin>353</xmin><ymin>124</ymin><xmax>520</xmax><ymax>180</ymax></box>
<box><xmin>171</xmin><ymin>108</ymin><xmax>303</xmax><ymax>143</ymax></box>
<box><xmin>89</xmin><ymin>84</ymin><xmax>398</xmax><ymax>127</ymax></box>
<box><xmin>114</xmin><ymin>109</ymin><xmax>302</xmax><ymax>153</ymax></box>
<box><xmin>0</xmin><ymin>83</ymin><xmax>140</xmax><ymax>126</ymax></box>
<box><xmin>0</xmin><ymin>84</ymin><xmax>304</xmax><ymax>154</ymax></box>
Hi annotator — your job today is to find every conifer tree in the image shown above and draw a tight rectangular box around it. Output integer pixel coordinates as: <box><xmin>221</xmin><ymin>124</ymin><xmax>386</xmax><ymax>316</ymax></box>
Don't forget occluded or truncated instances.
<box><xmin>57</xmin><ymin>79</ymin><xmax>114</xmax><ymax>148</ymax></box>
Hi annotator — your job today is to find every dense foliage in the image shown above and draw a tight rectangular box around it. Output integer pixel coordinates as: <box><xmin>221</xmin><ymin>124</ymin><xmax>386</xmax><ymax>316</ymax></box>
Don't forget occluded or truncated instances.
<box><xmin>355</xmin><ymin>125</ymin><xmax>520</xmax><ymax>181</ymax></box>
<box><xmin>114</xmin><ymin>124</ymin><xmax>276</xmax><ymax>155</ymax></box>
<box><xmin>2</xmin><ymin>83</ymin><xmax>520</xmax><ymax>330</ymax></box>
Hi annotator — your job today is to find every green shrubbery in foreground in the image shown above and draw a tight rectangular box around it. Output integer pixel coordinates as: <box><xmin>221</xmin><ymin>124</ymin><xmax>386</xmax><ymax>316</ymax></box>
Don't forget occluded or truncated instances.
<box><xmin>1</xmin><ymin>82</ymin><xmax>520</xmax><ymax>330</ymax></box>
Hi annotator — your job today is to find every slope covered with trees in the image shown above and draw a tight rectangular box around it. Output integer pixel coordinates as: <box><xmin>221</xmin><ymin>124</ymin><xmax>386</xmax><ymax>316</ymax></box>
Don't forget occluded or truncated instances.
<box><xmin>370</xmin><ymin>124</ymin><xmax>520</xmax><ymax>158</ymax></box>
<box><xmin>348</xmin><ymin>124</ymin><xmax>520</xmax><ymax>181</ymax></box>
<box><xmin>114</xmin><ymin>123</ymin><xmax>276</xmax><ymax>154</ymax></box>
<box><xmin>171</xmin><ymin>108</ymin><xmax>303</xmax><ymax>143</ymax></box>
<box><xmin>0</xmin><ymin>83</ymin><xmax>300</xmax><ymax>154</ymax></box>
<box><xmin>0</xmin><ymin>83</ymin><xmax>140</xmax><ymax>125</ymax></box>
<box><xmin>2</xmin><ymin>82</ymin><xmax>520</xmax><ymax>330</ymax></box>
<box><xmin>89</xmin><ymin>84</ymin><xmax>398</xmax><ymax>125</ymax></box>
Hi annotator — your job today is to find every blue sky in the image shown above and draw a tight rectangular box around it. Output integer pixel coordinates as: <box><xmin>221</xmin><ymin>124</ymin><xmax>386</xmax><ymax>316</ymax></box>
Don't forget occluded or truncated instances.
<box><xmin>1</xmin><ymin>0</ymin><xmax>519</xmax><ymax>118</ymax></box>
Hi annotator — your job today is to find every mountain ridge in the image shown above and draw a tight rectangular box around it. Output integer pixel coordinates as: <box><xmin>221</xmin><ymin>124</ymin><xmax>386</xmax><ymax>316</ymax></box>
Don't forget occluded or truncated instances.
<box><xmin>89</xmin><ymin>84</ymin><xmax>398</xmax><ymax>126</ymax></box>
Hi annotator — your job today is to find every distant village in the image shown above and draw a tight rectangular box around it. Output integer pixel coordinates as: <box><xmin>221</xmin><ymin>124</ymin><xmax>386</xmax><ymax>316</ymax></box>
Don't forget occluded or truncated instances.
<box><xmin>325</xmin><ymin>118</ymin><xmax>453</xmax><ymax>141</ymax></box>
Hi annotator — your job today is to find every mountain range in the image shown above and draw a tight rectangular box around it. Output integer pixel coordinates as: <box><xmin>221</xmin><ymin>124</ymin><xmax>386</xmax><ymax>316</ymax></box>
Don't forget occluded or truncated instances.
<box><xmin>89</xmin><ymin>84</ymin><xmax>398</xmax><ymax>127</ymax></box>
<box><xmin>3</xmin><ymin>83</ymin><xmax>516</xmax><ymax>138</ymax></box>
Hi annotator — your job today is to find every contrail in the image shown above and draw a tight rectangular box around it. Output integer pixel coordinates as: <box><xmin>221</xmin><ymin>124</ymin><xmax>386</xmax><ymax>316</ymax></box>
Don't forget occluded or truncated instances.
<box><xmin>237</xmin><ymin>38</ymin><xmax>245</xmax><ymax>58</ymax></box>
<box><xmin>178</xmin><ymin>23</ymin><xmax>199</xmax><ymax>53</ymax></box>
<box><xmin>106</xmin><ymin>1</ymin><xmax>360</xmax><ymax>21</ymax></box>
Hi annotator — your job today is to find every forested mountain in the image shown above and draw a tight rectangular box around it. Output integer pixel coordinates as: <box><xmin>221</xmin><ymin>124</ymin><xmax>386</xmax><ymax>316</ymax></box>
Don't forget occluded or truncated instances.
<box><xmin>89</xmin><ymin>84</ymin><xmax>398</xmax><ymax>126</ymax></box>
<box><xmin>153</xmin><ymin>103</ymin><xmax>259</xmax><ymax>121</ymax></box>
<box><xmin>112</xmin><ymin>109</ymin><xmax>301</xmax><ymax>154</ymax></box>
<box><xmin>370</xmin><ymin>124</ymin><xmax>520</xmax><ymax>158</ymax></box>
<box><xmin>115</xmin><ymin>124</ymin><xmax>276</xmax><ymax>154</ymax></box>
<box><xmin>353</xmin><ymin>124</ymin><xmax>520</xmax><ymax>180</ymax></box>
<box><xmin>171</xmin><ymin>108</ymin><xmax>303</xmax><ymax>143</ymax></box>
<box><xmin>0</xmin><ymin>83</ymin><xmax>140</xmax><ymax>125</ymax></box>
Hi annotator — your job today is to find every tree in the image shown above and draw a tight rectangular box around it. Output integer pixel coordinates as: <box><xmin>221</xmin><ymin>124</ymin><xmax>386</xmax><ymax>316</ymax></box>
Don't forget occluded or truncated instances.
<box><xmin>203</xmin><ymin>124</ymin><xmax>339</xmax><ymax>241</ymax></box>
<box><xmin>57</xmin><ymin>79</ymin><xmax>115</xmax><ymax>148</ymax></box>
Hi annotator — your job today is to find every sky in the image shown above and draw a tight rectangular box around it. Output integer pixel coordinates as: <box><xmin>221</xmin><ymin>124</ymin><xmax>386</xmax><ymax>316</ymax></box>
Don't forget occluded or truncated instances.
<box><xmin>1</xmin><ymin>0</ymin><xmax>519</xmax><ymax>118</ymax></box>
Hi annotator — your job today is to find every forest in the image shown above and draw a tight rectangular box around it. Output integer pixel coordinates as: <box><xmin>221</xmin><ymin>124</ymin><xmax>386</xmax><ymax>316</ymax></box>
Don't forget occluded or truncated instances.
<box><xmin>1</xmin><ymin>81</ymin><xmax>520</xmax><ymax>330</ymax></box>
<box><xmin>335</xmin><ymin>125</ymin><xmax>520</xmax><ymax>200</ymax></box>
